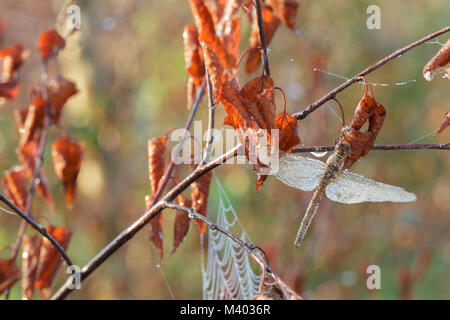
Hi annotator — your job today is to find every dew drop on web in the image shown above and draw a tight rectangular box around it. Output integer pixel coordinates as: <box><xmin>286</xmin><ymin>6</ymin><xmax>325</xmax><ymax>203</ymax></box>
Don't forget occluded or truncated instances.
<box><xmin>423</xmin><ymin>70</ymin><xmax>434</xmax><ymax>81</ymax></box>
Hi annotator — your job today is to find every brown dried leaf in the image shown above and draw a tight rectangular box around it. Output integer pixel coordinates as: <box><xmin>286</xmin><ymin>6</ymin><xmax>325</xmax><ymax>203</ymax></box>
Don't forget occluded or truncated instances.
<box><xmin>47</xmin><ymin>76</ymin><xmax>78</xmax><ymax>124</ymax></box>
<box><xmin>241</xmin><ymin>75</ymin><xmax>276</xmax><ymax>129</ymax></box>
<box><xmin>433</xmin><ymin>109</ymin><xmax>450</xmax><ymax>136</ymax></box>
<box><xmin>18</xmin><ymin>90</ymin><xmax>45</xmax><ymax>147</ymax></box>
<box><xmin>38</xmin><ymin>29</ymin><xmax>65</xmax><ymax>60</ymax></box>
<box><xmin>146</xmin><ymin>195</ymin><xmax>163</xmax><ymax>259</ymax></box>
<box><xmin>183</xmin><ymin>25</ymin><xmax>205</xmax><ymax>88</ymax></box>
<box><xmin>17</xmin><ymin>139</ymin><xmax>55</xmax><ymax>210</ymax></box>
<box><xmin>2</xmin><ymin>166</ymin><xmax>28</xmax><ymax>211</ymax></box>
<box><xmin>246</xmin><ymin>5</ymin><xmax>280</xmax><ymax>74</ymax></box>
<box><xmin>190</xmin><ymin>170</ymin><xmax>212</xmax><ymax>234</ymax></box>
<box><xmin>0</xmin><ymin>258</ymin><xmax>20</xmax><ymax>295</ymax></box>
<box><xmin>51</xmin><ymin>137</ymin><xmax>85</xmax><ymax>205</ymax></box>
<box><xmin>148</xmin><ymin>137</ymin><xmax>167</xmax><ymax>195</ymax></box>
<box><xmin>22</xmin><ymin>235</ymin><xmax>42</xmax><ymax>300</ymax></box>
<box><xmin>342</xmin><ymin>93</ymin><xmax>386</xmax><ymax>169</ymax></box>
<box><xmin>267</xmin><ymin>0</ymin><xmax>299</xmax><ymax>31</ymax></box>
<box><xmin>274</xmin><ymin>111</ymin><xmax>301</xmax><ymax>152</ymax></box>
<box><xmin>0</xmin><ymin>79</ymin><xmax>19</xmax><ymax>100</ymax></box>
<box><xmin>423</xmin><ymin>38</ymin><xmax>450</xmax><ymax>81</ymax></box>
<box><xmin>172</xmin><ymin>195</ymin><xmax>192</xmax><ymax>254</ymax></box>
<box><xmin>189</xmin><ymin>0</ymin><xmax>236</xmax><ymax>70</ymax></box>
<box><xmin>35</xmin><ymin>225</ymin><xmax>72</xmax><ymax>299</ymax></box>
<box><xmin>0</xmin><ymin>43</ymin><xmax>29</xmax><ymax>82</ymax></box>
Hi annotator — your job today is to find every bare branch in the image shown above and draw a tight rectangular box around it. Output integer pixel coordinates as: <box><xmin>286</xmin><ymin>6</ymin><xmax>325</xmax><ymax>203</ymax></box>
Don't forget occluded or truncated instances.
<box><xmin>294</xmin><ymin>26</ymin><xmax>450</xmax><ymax>120</ymax></box>
<box><xmin>292</xmin><ymin>143</ymin><xmax>450</xmax><ymax>153</ymax></box>
<box><xmin>255</xmin><ymin>0</ymin><xmax>271</xmax><ymax>76</ymax></box>
<box><xmin>0</xmin><ymin>192</ymin><xmax>73</xmax><ymax>267</ymax></box>
<box><xmin>51</xmin><ymin>144</ymin><xmax>242</xmax><ymax>300</ymax></box>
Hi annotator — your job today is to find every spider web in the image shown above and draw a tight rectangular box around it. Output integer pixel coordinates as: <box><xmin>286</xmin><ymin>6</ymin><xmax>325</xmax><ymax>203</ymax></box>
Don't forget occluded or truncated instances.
<box><xmin>201</xmin><ymin>177</ymin><xmax>261</xmax><ymax>300</ymax></box>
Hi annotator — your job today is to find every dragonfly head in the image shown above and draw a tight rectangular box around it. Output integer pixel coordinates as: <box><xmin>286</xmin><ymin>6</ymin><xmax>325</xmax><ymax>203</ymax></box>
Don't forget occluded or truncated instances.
<box><xmin>336</xmin><ymin>140</ymin><xmax>351</xmax><ymax>158</ymax></box>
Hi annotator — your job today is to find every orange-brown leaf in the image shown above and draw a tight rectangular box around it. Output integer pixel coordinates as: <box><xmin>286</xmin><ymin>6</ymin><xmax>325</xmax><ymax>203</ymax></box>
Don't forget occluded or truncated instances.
<box><xmin>172</xmin><ymin>195</ymin><xmax>192</xmax><ymax>254</ymax></box>
<box><xmin>35</xmin><ymin>225</ymin><xmax>72</xmax><ymax>299</ymax></box>
<box><xmin>38</xmin><ymin>29</ymin><xmax>65</xmax><ymax>60</ymax></box>
<box><xmin>148</xmin><ymin>137</ymin><xmax>167</xmax><ymax>195</ymax></box>
<box><xmin>146</xmin><ymin>195</ymin><xmax>163</xmax><ymax>259</ymax></box>
<box><xmin>423</xmin><ymin>38</ymin><xmax>450</xmax><ymax>80</ymax></box>
<box><xmin>246</xmin><ymin>5</ymin><xmax>280</xmax><ymax>74</ymax></box>
<box><xmin>189</xmin><ymin>0</ymin><xmax>236</xmax><ymax>70</ymax></box>
<box><xmin>0</xmin><ymin>43</ymin><xmax>29</xmax><ymax>82</ymax></box>
<box><xmin>18</xmin><ymin>90</ymin><xmax>45</xmax><ymax>147</ymax></box>
<box><xmin>190</xmin><ymin>170</ymin><xmax>212</xmax><ymax>234</ymax></box>
<box><xmin>433</xmin><ymin>109</ymin><xmax>450</xmax><ymax>136</ymax></box>
<box><xmin>241</xmin><ymin>76</ymin><xmax>276</xmax><ymax>129</ymax></box>
<box><xmin>0</xmin><ymin>258</ymin><xmax>20</xmax><ymax>295</ymax></box>
<box><xmin>22</xmin><ymin>235</ymin><xmax>42</xmax><ymax>300</ymax></box>
<box><xmin>183</xmin><ymin>25</ymin><xmax>205</xmax><ymax>87</ymax></box>
<box><xmin>0</xmin><ymin>80</ymin><xmax>19</xmax><ymax>100</ymax></box>
<box><xmin>267</xmin><ymin>0</ymin><xmax>299</xmax><ymax>31</ymax></box>
<box><xmin>51</xmin><ymin>137</ymin><xmax>85</xmax><ymax>205</ymax></box>
<box><xmin>2</xmin><ymin>166</ymin><xmax>28</xmax><ymax>211</ymax></box>
<box><xmin>17</xmin><ymin>139</ymin><xmax>55</xmax><ymax>210</ymax></box>
<box><xmin>47</xmin><ymin>76</ymin><xmax>78</xmax><ymax>124</ymax></box>
<box><xmin>274</xmin><ymin>112</ymin><xmax>301</xmax><ymax>152</ymax></box>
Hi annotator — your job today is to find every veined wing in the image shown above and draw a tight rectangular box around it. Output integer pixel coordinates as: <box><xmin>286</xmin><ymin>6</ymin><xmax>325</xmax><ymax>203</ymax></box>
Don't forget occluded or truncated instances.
<box><xmin>325</xmin><ymin>169</ymin><xmax>417</xmax><ymax>204</ymax></box>
<box><xmin>275</xmin><ymin>153</ymin><xmax>325</xmax><ymax>191</ymax></box>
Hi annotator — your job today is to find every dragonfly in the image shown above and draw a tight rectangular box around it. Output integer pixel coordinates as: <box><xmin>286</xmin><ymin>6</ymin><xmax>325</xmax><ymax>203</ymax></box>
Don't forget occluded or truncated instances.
<box><xmin>275</xmin><ymin>139</ymin><xmax>417</xmax><ymax>247</ymax></box>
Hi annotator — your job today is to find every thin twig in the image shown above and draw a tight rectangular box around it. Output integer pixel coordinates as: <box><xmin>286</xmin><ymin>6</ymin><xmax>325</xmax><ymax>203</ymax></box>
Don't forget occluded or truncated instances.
<box><xmin>202</xmin><ymin>72</ymin><xmax>216</xmax><ymax>164</ymax></box>
<box><xmin>161</xmin><ymin>201</ymin><xmax>302</xmax><ymax>300</ymax></box>
<box><xmin>294</xmin><ymin>26</ymin><xmax>450</xmax><ymax>120</ymax></box>
<box><xmin>147</xmin><ymin>81</ymin><xmax>206</xmax><ymax>210</ymax></box>
<box><xmin>292</xmin><ymin>143</ymin><xmax>450</xmax><ymax>153</ymax></box>
<box><xmin>255</xmin><ymin>0</ymin><xmax>270</xmax><ymax>76</ymax></box>
<box><xmin>10</xmin><ymin>64</ymin><xmax>52</xmax><ymax>263</ymax></box>
<box><xmin>0</xmin><ymin>192</ymin><xmax>73</xmax><ymax>266</ymax></box>
<box><xmin>51</xmin><ymin>144</ymin><xmax>242</xmax><ymax>300</ymax></box>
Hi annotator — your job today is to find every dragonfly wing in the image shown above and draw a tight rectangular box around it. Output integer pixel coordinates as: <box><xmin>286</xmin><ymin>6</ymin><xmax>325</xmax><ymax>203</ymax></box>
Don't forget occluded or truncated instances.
<box><xmin>275</xmin><ymin>153</ymin><xmax>324</xmax><ymax>191</ymax></box>
<box><xmin>325</xmin><ymin>170</ymin><xmax>417</xmax><ymax>204</ymax></box>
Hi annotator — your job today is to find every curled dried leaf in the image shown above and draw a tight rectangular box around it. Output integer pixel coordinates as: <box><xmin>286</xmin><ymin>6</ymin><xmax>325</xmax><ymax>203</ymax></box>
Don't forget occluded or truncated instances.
<box><xmin>241</xmin><ymin>75</ymin><xmax>276</xmax><ymax>129</ymax></box>
<box><xmin>246</xmin><ymin>5</ymin><xmax>280</xmax><ymax>74</ymax></box>
<box><xmin>189</xmin><ymin>0</ymin><xmax>236</xmax><ymax>70</ymax></box>
<box><xmin>18</xmin><ymin>89</ymin><xmax>45</xmax><ymax>147</ymax></box>
<box><xmin>184</xmin><ymin>25</ymin><xmax>205</xmax><ymax>87</ymax></box>
<box><xmin>172</xmin><ymin>194</ymin><xmax>192</xmax><ymax>254</ymax></box>
<box><xmin>38</xmin><ymin>29</ymin><xmax>65</xmax><ymax>60</ymax></box>
<box><xmin>190</xmin><ymin>170</ymin><xmax>212</xmax><ymax>234</ymax></box>
<box><xmin>148</xmin><ymin>137</ymin><xmax>167</xmax><ymax>195</ymax></box>
<box><xmin>146</xmin><ymin>195</ymin><xmax>163</xmax><ymax>259</ymax></box>
<box><xmin>0</xmin><ymin>258</ymin><xmax>20</xmax><ymax>295</ymax></box>
<box><xmin>17</xmin><ymin>139</ymin><xmax>55</xmax><ymax>210</ymax></box>
<box><xmin>47</xmin><ymin>76</ymin><xmax>78</xmax><ymax>124</ymax></box>
<box><xmin>342</xmin><ymin>95</ymin><xmax>386</xmax><ymax>169</ymax></box>
<box><xmin>274</xmin><ymin>111</ymin><xmax>301</xmax><ymax>152</ymax></box>
<box><xmin>433</xmin><ymin>109</ymin><xmax>450</xmax><ymax>136</ymax></box>
<box><xmin>51</xmin><ymin>137</ymin><xmax>85</xmax><ymax>206</ymax></box>
<box><xmin>423</xmin><ymin>38</ymin><xmax>450</xmax><ymax>81</ymax></box>
<box><xmin>22</xmin><ymin>235</ymin><xmax>42</xmax><ymax>300</ymax></box>
<box><xmin>0</xmin><ymin>80</ymin><xmax>19</xmax><ymax>100</ymax></box>
<box><xmin>2</xmin><ymin>165</ymin><xmax>28</xmax><ymax>211</ymax></box>
<box><xmin>0</xmin><ymin>43</ymin><xmax>29</xmax><ymax>82</ymax></box>
<box><xmin>267</xmin><ymin>0</ymin><xmax>299</xmax><ymax>31</ymax></box>
<box><xmin>35</xmin><ymin>225</ymin><xmax>72</xmax><ymax>299</ymax></box>
<box><xmin>216</xmin><ymin>0</ymin><xmax>244</xmax><ymax>36</ymax></box>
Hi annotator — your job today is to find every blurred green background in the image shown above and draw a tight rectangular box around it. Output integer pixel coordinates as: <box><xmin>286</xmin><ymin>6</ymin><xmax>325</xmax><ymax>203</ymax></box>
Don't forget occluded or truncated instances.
<box><xmin>0</xmin><ymin>0</ymin><xmax>449</xmax><ymax>299</ymax></box>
